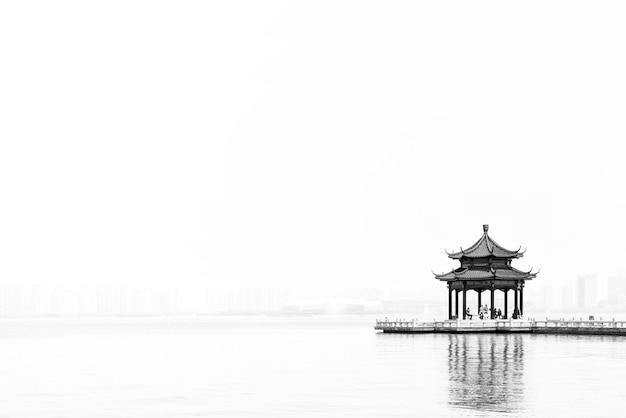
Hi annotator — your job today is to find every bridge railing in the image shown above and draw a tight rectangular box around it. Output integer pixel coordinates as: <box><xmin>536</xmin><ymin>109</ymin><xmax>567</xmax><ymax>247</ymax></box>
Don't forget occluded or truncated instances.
<box><xmin>375</xmin><ymin>320</ymin><xmax>430</xmax><ymax>328</ymax></box>
<box><xmin>375</xmin><ymin>319</ymin><xmax>626</xmax><ymax>329</ymax></box>
<box><xmin>374</xmin><ymin>319</ymin><xmax>534</xmax><ymax>329</ymax></box>
<box><xmin>533</xmin><ymin>319</ymin><xmax>626</xmax><ymax>328</ymax></box>
<box><xmin>376</xmin><ymin>318</ymin><xmax>525</xmax><ymax>324</ymax></box>
<box><xmin>375</xmin><ymin>318</ymin><xmax>626</xmax><ymax>330</ymax></box>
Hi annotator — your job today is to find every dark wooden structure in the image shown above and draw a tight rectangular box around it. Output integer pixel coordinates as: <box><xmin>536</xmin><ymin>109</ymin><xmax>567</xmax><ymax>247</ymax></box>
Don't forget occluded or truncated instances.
<box><xmin>433</xmin><ymin>225</ymin><xmax>538</xmax><ymax>320</ymax></box>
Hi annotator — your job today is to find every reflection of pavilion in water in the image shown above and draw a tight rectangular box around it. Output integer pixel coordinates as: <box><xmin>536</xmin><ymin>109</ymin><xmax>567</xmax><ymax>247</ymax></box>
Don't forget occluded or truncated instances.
<box><xmin>448</xmin><ymin>334</ymin><xmax>525</xmax><ymax>414</ymax></box>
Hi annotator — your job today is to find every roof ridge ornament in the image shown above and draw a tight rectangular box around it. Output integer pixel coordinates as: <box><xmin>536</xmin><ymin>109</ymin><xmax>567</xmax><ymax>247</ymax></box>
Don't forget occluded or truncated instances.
<box><xmin>485</xmin><ymin>233</ymin><xmax>494</xmax><ymax>254</ymax></box>
<box><xmin>482</xmin><ymin>224</ymin><xmax>493</xmax><ymax>253</ymax></box>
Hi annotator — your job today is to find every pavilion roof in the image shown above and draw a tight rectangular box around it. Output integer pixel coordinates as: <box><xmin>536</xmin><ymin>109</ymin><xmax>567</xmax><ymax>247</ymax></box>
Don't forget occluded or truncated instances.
<box><xmin>445</xmin><ymin>224</ymin><xmax>524</xmax><ymax>259</ymax></box>
<box><xmin>433</xmin><ymin>266</ymin><xmax>538</xmax><ymax>282</ymax></box>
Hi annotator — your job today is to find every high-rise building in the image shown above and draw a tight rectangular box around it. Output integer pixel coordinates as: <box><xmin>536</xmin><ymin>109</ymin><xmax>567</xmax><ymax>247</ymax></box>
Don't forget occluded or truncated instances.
<box><xmin>79</xmin><ymin>287</ymin><xmax>98</xmax><ymax>316</ymax></box>
<box><xmin>29</xmin><ymin>285</ymin><xmax>52</xmax><ymax>316</ymax></box>
<box><xmin>541</xmin><ymin>284</ymin><xmax>554</xmax><ymax>311</ymax></box>
<box><xmin>562</xmin><ymin>284</ymin><xmax>574</xmax><ymax>310</ymax></box>
<box><xmin>575</xmin><ymin>275</ymin><xmax>597</xmax><ymax>310</ymax></box>
<box><xmin>0</xmin><ymin>286</ymin><xmax>26</xmax><ymax>317</ymax></box>
<box><xmin>158</xmin><ymin>288</ymin><xmax>179</xmax><ymax>314</ymax></box>
<box><xmin>607</xmin><ymin>275</ymin><xmax>626</xmax><ymax>305</ymax></box>
<box><xmin>50</xmin><ymin>286</ymin><xmax>71</xmax><ymax>316</ymax></box>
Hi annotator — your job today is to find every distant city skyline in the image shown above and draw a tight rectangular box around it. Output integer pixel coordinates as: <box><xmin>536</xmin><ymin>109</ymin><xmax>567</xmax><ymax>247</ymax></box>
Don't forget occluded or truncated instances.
<box><xmin>3</xmin><ymin>272</ymin><xmax>626</xmax><ymax>318</ymax></box>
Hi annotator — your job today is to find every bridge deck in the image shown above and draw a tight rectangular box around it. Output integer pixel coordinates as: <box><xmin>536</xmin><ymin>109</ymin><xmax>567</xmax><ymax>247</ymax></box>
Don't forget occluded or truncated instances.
<box><xmin>375</xmin><ymin>319</ymin><xmax>626</xmax><ymax>336</ymax></box>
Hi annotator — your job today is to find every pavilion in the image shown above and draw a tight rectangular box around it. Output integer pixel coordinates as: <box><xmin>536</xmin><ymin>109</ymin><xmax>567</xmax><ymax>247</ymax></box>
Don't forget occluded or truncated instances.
<box><xmin>433</xmin><ymin>225</ymin><xmax>538</xmax><ymax>320</ymax></box>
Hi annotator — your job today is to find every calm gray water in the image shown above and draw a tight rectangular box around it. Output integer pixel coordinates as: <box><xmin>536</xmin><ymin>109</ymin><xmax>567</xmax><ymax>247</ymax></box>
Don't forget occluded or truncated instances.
<box><xmin>1</xmin><ymin>317</ymin><xmax>625</xmax><ymax>417</ymax></box>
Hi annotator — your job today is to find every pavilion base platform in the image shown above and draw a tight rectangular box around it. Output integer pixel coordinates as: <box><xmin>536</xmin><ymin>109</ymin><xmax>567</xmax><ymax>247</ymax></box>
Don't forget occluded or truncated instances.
<box><xmin>375</xmin><ymin>319</ymin><xmax>626</xmax><ymax>336</ymax></box>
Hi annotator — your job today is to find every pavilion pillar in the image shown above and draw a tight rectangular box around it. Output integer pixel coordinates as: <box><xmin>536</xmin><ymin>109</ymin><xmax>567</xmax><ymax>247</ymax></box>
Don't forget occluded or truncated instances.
<box><xmin>447</xmin><ymin>285</ymin><xmax>451</xmax><ymax>320</ymax></box>
<box><xmin>462</xmin><ymin>282</ymin><xmax>467</xmax><ymax>320</ymax></box>
<box><xmin>513</xmin><ymin>282</ymin><xmax>519</xmax><ymax>319</ymax></box>
<box><xmin>504</xmin><ymin>290</ymin><xmax>508</xmax><ymax>319</ymax></box>
<box><xmin>490</xmin><ymin>288</ymin><xmax>495</xmax><ymax>319</ymax></box>
<box><xmin>519</xmin><ymin>280</ymin><xmax>524</xmax><ymax>316</ymax></box>
<box><xmin>477</xmin><ymin>290</ymin><xmax>482</xmax><ymax>315</ymax></box>
<box><xmin>455</xmin><ymin>290</ymin><xmax>459</xmax><ymax>319</ymax></box>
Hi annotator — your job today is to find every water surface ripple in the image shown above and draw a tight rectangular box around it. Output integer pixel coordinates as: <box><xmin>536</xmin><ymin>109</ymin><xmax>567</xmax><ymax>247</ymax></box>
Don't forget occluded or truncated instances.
<box><xmin>1</xmin><ymin>317</ymin><xmax>625</xmax><ymax>417</ymax></box>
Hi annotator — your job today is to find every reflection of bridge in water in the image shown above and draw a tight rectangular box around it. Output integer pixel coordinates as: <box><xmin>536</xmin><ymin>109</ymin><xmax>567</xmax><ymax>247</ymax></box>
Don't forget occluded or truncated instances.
<box><xmin>447</xmin><ymin>334</ymin><xmax>525</xmax><ymax>414</ymax></box>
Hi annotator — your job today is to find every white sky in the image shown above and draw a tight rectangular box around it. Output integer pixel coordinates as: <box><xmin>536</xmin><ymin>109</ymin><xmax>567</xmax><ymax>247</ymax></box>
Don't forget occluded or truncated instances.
<box><xmin>1</xmin><ymin>1</ymin><xmax>626</xmax><ymax>295</ymax></box>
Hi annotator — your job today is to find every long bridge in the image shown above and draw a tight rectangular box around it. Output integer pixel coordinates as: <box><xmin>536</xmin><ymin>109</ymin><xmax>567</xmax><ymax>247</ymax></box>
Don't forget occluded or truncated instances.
<box><xmin>375</xmin><ymin>318</ymin><xmax>626</xmax><ymax>336</ymax></box>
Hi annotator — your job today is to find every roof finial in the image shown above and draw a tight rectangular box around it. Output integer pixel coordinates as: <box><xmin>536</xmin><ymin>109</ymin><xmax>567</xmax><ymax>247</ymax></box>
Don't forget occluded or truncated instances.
<box><xmin>483</xmin><ymin>224</ymin><xmax>489</xmax><ymax>233</ymax></box>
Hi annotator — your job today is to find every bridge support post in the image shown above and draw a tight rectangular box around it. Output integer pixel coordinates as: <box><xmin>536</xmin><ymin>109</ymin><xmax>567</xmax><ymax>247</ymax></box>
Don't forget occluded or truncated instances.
<box><xmin>513</xmin><ymin>282</ymin><xmax>519</xmax><ymax>319</ymax></box>
<box><xmin>448</xmin><ymin>285</ymin><xmax>452</xmax><ymax>320</ymax></box>
<box><xmin>519</xmin><ymin>281</ymin><xmax>524</xmax><ymax>316</ymax></box>
<box><xmin>504</xmin><ymin>290</ymin><xmax>508</xmax><ymax>319</ymax></box>
<box><xmin>462</xmin><ymin>282</ymin><xmax>467</xmax><ymax>320</ymax></box>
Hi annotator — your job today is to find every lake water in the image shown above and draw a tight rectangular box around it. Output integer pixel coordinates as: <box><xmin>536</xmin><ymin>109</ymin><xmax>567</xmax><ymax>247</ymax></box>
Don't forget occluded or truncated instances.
<box><xmin>1</xmin><ymin>316</ymin><xmax>625</xmax><ymax>417</ymax></box>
